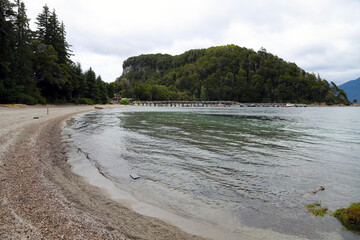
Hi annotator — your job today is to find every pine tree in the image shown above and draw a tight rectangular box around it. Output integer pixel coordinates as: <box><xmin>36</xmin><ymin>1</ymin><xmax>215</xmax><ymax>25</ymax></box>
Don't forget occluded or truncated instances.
<box><xmin>35</xmin><ymin>4</ymin><xmax>50</xmax><ymax>44</ymax></box>
<box><xmin>75</xmin><ymin>63</ymin><xmax>87</xmax><ymax>98</ymax></box>
<box><xmin>36</xmin><ymin>7</ymin><xmax>71</xmax><ymax>64</ymax></box>
<box><xmin>57</xmin><ymin>21</ymin><xmax>71</xmax><ymax>64</ymax></box>
<box><xmin>34</xmin><ymin>5</ymin><xmax>73</xmax><ymax>102</ymax></box>
<box><xmin>97</xmin><ymin>75</ymin><xmax>108</xmax><ymax>104</ymax></box>
<box><xmin>0</xmin><ymin>0</ymin><xmax>15</xmax><ymax>103</ymax></box>
<box><xmin>68</xmin><ymin>62</ymin><xmax>84</xmax><ymax>100</ymax></box>
<box><xmin>13</xmin><ymin>0</ymin><xmax>38</xmax><ymax>103</ymax></box>
<box><xmin>85</xmin><ymin>67</ymin><xmax>98</xmax><ymax>101</ymax></box>
<box><xmin>47</xmin><ymin>9</ymin><xmax>58</xmax><ymax>46</ymax></box>
<box><xmin>33</xmin><ymin>41</ymin><xmax>67</xmax><ymax>101</ymax></box>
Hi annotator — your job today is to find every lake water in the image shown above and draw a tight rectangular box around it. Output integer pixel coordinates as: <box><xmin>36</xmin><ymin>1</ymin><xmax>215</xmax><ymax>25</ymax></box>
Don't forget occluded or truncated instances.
<box><xmin>63</xmin><ymin>106</ymin><xmax>360</xmax><ymax>239</ymax></box>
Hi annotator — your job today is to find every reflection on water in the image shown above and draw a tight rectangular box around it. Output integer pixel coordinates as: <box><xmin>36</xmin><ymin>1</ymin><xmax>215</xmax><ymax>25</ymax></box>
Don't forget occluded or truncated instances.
<box><xmin>64</xmin><ymin>107</ymin><xmax>360</xmax><ymax>239</ymax></box>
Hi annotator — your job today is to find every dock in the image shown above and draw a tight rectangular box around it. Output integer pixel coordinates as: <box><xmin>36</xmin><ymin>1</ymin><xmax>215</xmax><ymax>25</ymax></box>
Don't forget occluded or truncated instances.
<box><xmin>133</xmin><ymin>101</ymin><xmax>306</xmax><ymax>107</ymax></box>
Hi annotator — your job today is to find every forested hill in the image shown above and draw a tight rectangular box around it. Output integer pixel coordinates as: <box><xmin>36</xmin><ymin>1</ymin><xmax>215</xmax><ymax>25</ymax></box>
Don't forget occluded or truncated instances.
<box><xmin>118</xmin><ymin>45</ymin><xmax>349</xmax><ymax>104</ymax></box>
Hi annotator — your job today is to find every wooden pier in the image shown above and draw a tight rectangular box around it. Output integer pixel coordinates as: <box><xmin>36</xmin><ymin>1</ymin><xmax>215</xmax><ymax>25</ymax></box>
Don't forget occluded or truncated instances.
<box><xmin>134</xmin><ymin>101</ymin><xmax>232</xmax><ymax>107</ymax></box>
<box><xmin>133</xmin><ymin>101</ymin><xmax>307</xmax><ymax>107</ymax></box>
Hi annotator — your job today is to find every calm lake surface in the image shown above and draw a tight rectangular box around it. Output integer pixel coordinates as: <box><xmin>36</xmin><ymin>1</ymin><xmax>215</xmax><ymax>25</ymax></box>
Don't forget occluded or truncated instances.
<box><xmin>64</xmin><ymin>106</ymin><xmax>360</xmax><ymax>239</ymax></box>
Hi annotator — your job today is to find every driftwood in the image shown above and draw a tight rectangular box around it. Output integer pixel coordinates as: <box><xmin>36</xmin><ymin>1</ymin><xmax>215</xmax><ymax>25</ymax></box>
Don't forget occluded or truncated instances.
<box><xmin>303</xmin><ymin>186</ymin><xmax>325</xmax><ymax>198</ymax></box>
<box><xmin>77</xmin><ymin>147</ymin><xmax>106</xmax><ymax>177</ymax></box>
<box><xmin>77</xmin><ymin>148</ymin><xmax>141</xmax><ymax>181</ymax></box>
<box><xmin>311</xmin><ymin>186</ymin><xmax>325</xmax><ymax>194</ymax></box>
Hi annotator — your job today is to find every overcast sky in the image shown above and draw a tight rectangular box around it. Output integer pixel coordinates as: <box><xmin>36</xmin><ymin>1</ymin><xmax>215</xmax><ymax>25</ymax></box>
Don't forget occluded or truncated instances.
<box><xmin>25</xmin><ymin>0</ymin><xmax>360</xmax><ymax>84</ymax></box>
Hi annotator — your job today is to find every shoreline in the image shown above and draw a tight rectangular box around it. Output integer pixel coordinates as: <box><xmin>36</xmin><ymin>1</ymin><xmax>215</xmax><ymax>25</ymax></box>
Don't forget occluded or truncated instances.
<box><xmin>0</xmin><ymin>104</ymin><xmax>310</xmax><ymax>240</ymax></box>
<box><xmin>0</xmin><ymin>105</ymin><xmax>206</xmax><ymax>239</ymax></box>
<box><xmin>306</xmin><ymin>102</ymin><xmax>359</xmax><ymax>107</ymax></box>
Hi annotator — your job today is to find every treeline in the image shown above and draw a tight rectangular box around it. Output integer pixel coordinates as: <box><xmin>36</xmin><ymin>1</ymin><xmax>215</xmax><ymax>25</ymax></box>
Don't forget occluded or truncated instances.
<box><xmin>118</xmin><ymin>45</ymin><xmax>349</xmax><ymax>104</ymax></box>
<box><xmin>0</xmin><ymin>0</ymin><xmax>116</xmax><ymax>104</ymax></box>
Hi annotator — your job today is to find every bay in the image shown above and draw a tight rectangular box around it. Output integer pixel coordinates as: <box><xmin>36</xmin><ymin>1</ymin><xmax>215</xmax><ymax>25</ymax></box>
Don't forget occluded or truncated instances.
<box><xmin>64</xmin><ymin>106</ymin><xmax>360</xmax><ymax>239</ymax></box>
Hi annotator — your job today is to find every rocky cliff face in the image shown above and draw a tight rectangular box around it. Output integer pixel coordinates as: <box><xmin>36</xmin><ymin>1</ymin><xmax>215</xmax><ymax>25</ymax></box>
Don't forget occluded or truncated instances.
<box><xmin>121</xmin><ymin>53</ymin><xmax>172</xmax><ymax>77</ymax></box>
<box><xmin>122</xmin><ymin>65</ymin><xmax>149</xmax><ymax>75</ymax></box>
<box><xmin>123</xmin><ymin>65</ymin><xmax>133</xmax><ymax>75</ymax></box>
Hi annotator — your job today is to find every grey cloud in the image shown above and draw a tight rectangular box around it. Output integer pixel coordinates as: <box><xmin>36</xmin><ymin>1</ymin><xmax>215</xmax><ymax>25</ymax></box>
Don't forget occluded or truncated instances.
<box><xmin>26</xmin><ymin>0</ymin><xmax>360</xmax><ymax>83</ymax></box>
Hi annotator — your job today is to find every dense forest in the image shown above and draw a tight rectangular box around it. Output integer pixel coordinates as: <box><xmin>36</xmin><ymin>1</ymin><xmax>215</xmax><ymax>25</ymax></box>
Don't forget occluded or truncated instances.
<box><xmin>0</xmin><ymin>0</ymin><xmax>116</xmax><ymax>104</ymax></box>
<box><xmin>118</xmin><ymin>45</ymin><xmax>349</xmax><ymax>104</ymax></box>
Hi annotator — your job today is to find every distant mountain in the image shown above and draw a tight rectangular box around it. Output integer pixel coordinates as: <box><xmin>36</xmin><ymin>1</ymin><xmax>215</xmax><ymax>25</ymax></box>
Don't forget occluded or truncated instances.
<box><xmin>339</xmin><ymin>77</ymin><xmax>360</xmax><ymax>102</ymax></box>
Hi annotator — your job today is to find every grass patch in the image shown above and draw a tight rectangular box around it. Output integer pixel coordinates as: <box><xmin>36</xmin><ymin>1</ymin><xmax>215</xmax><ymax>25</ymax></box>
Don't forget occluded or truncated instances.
<box><xmin>306</xmin><ymin>202</ymin><xmax>329</xmax><ymax>217</ymax></box>
<box><xmin>333</xmin><ymin>203</ymin><xmax>360</xmax><ymax>232</ymax></box>
<box><xmin>0</xmin><ymin>104</ymin><xmax>26</xmax><ymax>108</ymax></box>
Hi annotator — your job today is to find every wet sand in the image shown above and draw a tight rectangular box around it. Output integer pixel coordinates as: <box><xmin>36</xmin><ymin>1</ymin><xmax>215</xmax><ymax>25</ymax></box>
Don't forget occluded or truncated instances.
<box><xmin>0</xmin><ymin>105</ymin><xmax>206</xmax><ymax>240</ymax></box>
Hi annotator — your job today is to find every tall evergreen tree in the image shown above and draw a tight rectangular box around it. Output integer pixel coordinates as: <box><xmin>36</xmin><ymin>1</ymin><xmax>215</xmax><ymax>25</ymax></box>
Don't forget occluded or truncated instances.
<box><xmin>35</xmin><ymin>4</ymin><xmax>50</xmax><ymax>44</ymax></box>
<box><xmin>36</xmin><ymin>8</ymin><xmax>71</xmax><ymax>64</ymax></box>
<box><xmin>57</xmin><ymin>21</ymin><xmax>71</xmax><ymax>64</ymax></box>
<box><xmin>34</xmin><ymin>5</ymin><xmax>72</xmax><ymax>102</ymax></box>
<box><xmin>47</xmin><ymin>8</ymin><xmax>58</xmax><ymax>46</ymax></box>
<box><xmin>68</xmin><ymin>62</ymin><xmax>84</xmax><ymax>100</ymax></box>
<box><xmin>33</xmin><ymin>41</ymin><xmax>67</xmax><ymax>101</ymax></box>
<box><xmin>13</xmin><ymin>0</ymin><xmax>38</xmax><ymax>103</ymax></box>
<box><xmin>75</xmin><ymin>62</ymin><xmax>87</xmax><ymax>98</ymax></box>
<box><xmin>0</xmin><ymin>0</ymin><xmax>15</xmax><ymax>103</ymax></box>
<box><xmin>85</xmin><ymin>67</ymin><xmax>98</xmax><ymax>101</ymax></box>
<box><xmin>97</xmin><ymin>75</ymin><xmax>108</xmax><ymax>104</ymax></box>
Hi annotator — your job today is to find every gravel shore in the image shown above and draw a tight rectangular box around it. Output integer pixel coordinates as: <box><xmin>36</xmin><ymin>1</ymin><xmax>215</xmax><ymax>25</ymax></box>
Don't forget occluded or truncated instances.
<box><xmin>0</xmin><ymin>105</ymin><xmax>205</xmax><ymax>240</ymax></box>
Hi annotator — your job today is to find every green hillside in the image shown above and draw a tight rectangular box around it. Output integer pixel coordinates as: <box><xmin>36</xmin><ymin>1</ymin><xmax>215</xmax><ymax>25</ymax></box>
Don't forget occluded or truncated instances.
<box><xmin>118</xmin><ymin>45</ymin><xmax>348</xmax><ymax>104</ymax></box>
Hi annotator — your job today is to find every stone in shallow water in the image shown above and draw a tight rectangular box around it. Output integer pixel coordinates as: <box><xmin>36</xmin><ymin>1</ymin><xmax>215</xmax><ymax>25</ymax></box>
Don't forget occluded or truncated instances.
<box><xmin>130</xmin><ymin>174</ymin><xmax>140</xmax><ymax>180</ymax></box>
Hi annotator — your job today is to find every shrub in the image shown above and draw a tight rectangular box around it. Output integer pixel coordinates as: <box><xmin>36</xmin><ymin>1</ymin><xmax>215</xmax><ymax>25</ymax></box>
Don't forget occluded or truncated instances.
<box><xmin>120</xmin><ymin>98</ymin><xmax>130</xmax><ymax>105</ymax></box>
<box><xmin>69</xmin><ymin>98</ymin><xmax>79</xmax><ymax>104</ymax></box>
<box><xmin>79</xmin><ymin>98</ymin><xmax>94</xmax><ymax>105</ymax></box>
<box><xmin>18</xmin><ymin>93</ymin><xmax>37</xmax><ymax>105</ymax></box>
<box><xmin>37</xmin><ymin>95</ymin><xmax>47</xmax><ymax>105</ymax></box>
<box><xmin>54</xmin><ymin>98</ymin><xmax>67</xmax><ymax>104</ymax></box>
